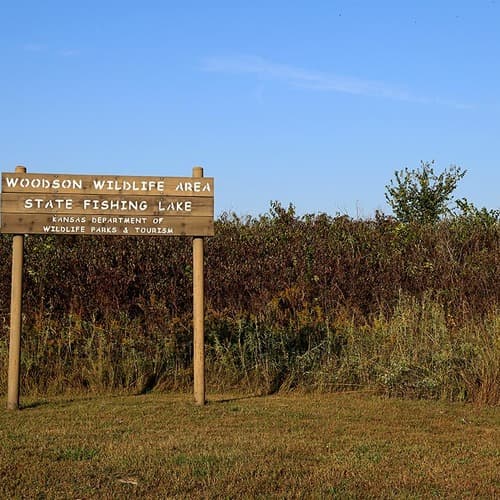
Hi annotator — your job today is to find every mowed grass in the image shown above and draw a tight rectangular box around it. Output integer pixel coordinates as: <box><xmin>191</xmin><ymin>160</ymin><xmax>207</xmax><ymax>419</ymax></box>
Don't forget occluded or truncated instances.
<box><xmin>1</xmin><ymin>393</ymin><xmax>498</xmax><ymax>498</ymax></box>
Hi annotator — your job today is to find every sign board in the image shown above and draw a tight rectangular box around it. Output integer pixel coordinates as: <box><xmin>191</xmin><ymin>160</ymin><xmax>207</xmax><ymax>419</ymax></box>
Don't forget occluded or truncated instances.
<box><xmin>4</xmin><ymin>166</ymin><xmax>211</xmax><ymax>409</ymax></box>
<box><xmin>1</xmin><ymin>172</ymin><xmax>214</xmax><ymax>236</ymax></box>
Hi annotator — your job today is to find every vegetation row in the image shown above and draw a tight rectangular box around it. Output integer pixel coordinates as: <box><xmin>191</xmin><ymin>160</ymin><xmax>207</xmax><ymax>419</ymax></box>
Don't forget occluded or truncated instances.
<box><xmin>1</xmin><ymin>202</ymin><xmax>498</xmax><ymax>404</ymax></box>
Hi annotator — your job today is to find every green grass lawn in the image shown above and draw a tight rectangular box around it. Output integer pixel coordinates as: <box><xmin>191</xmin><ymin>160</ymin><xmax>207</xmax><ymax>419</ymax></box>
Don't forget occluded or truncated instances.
<box><xmin>1</xmin><ymin>392</ymin><xmax>498</xmax><ymax>498</ymax></box>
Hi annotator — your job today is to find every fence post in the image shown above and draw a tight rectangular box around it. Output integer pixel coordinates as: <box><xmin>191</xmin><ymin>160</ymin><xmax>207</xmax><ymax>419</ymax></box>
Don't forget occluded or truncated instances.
<box><xmin>7</xmin><ymin>165</ymin><xmax>26</xmax><ymax>410</ymax></box>
<box><xmin>192</xmin><ymin>166</ymin><xmax>206</xmax><ymax>405</ymax></box>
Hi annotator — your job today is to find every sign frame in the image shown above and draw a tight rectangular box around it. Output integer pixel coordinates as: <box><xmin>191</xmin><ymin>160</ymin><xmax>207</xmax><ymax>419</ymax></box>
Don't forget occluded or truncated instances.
<box><xmin>2</xmin><ymin>165</ymin><xmax>211</xmax><ymax>409</ymax></box>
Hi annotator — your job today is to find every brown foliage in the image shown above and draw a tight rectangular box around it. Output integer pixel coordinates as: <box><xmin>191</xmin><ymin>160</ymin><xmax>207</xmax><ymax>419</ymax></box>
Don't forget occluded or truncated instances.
<box><xmin>0</xmin><ymin>205</ymin><xmax>498</xmax><ymax>400</ymax></box>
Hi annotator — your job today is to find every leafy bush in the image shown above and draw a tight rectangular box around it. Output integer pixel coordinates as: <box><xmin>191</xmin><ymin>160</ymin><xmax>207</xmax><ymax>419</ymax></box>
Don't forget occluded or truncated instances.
<box><xmin>385</xmin><ymin>161</ymin><xmax>466</xmax><ymax>223</ymax></box>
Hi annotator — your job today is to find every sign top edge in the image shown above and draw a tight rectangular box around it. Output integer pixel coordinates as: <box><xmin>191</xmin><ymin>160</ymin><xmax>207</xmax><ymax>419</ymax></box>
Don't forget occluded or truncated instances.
<box><xmin>2</xmin><ymin>172</ymin><xmax>214</xmax><ymax>179</ymax></box>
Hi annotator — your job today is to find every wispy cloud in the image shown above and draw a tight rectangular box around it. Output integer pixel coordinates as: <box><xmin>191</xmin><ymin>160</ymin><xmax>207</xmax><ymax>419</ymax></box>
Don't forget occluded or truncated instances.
<box><xmin>23</xmin><ymin>43</ymin><xmax>47</xmax><ymax>52</ymax></box>
<box><xmin>202</xmin><ymin>55</ymin><xmax>472</xmax><ymax>109</ymax></box>
<box><xmin>58</xmin><ymin>49</ymin><xmax>80</xmax><ymax>57</ymax></box>
<box><xmin>22</xmin><ymin>44</ymin><xmax>80</xmax><ymax>58</ymax></box>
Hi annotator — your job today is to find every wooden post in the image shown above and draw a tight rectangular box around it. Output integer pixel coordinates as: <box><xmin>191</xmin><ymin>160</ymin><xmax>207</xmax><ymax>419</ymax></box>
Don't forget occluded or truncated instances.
<box><xmin>192</xmin><ymin>166</ymin><xmax>206</xmax><ymax>405</ymax></box>
<box><xmin>7</xmin><ymin>165</ymin><xmax>26</xmax><ymax>410</ymax></box>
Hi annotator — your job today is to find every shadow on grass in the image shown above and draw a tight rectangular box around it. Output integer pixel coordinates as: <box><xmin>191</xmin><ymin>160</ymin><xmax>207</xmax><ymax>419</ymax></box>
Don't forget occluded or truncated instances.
<box><xmin>20</xmin><ymin>394</ymin><xmax>100</xmax><ymax>410</ymax></box>
<box><xmin>209</xmin><ymin>394</ymin><xmax>265</xmax><ymax>404</ymax></box>
<box><xmin>12</xmin><ymin>392</ymin><xmax>264</xmax><ymax>411</ymax></box>
<box><xmin>20</xmin><ymin>400</ymin><xmax>50</xmax><ymax>410</ymax></box>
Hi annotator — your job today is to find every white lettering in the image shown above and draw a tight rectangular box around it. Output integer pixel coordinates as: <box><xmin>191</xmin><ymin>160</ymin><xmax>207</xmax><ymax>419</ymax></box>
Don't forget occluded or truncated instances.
<box><xmin>42</xmin><ymin>225</ymin><xmax>85</xmax><ymax>233</ymax></box>
<box><xmin>82</xmin><ymin>199</ymin><xmax>148</xmax><ymax>211</ymax></box>
<box><xmin>134</xmin><ymin>226</ymin><xmax>174</xmax><ymax>234</ymax></box>
<box><xmin>51</xmin><ymin>216</ymin><xmax>86</xmax><ymax>223</ymax></box>
<box><xmin>91</xmin><ymin>226</ymin><xmax>117</xmax><ymax>233</ymax></box>
<box><xmin>92</xmin><ymin>179</ymin><xmax>165</xmax><ymax>192</ymax></box>
<box><xmin>90</xmin><ymin>216</ymin><xmax>147</xmax><ymax>224</ymax></box>
<box><xmin>175</xmin><ymin>181</ymin><xmax>211</xmax><ymax>192</ymax></box>
<box><xmin>5</xmin><ymin>177</ymin><xmax>83</xmax><ymax>190</ymax></box>
<box><xmin>158</xmin><ymin>200</ymin><xmax>192</xmax><ymax>212</ymax></box>
<box><xmin>93</xmin><ymin>179</ymin><xmax>106</xmax><ymax>190</ymax></box>
<box><xmin>24</xmin><ymin>198</ymin><xmax>73</xmax><ymax>210</ymax></box>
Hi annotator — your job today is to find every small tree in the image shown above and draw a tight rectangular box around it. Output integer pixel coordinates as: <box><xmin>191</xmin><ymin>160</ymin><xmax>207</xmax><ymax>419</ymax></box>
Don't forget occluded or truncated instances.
<box><xmin>385</xmin><ymin>161</ymin><xmax>466</xmax><ymax>223</ymax></box>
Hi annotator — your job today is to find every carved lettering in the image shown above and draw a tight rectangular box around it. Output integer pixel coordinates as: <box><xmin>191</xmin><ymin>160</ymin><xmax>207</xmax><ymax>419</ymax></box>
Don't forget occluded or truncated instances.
<box><xmin>158</xmin><ymin>200</ymin><xmax>192</xmax><ymax>212</ymax></box>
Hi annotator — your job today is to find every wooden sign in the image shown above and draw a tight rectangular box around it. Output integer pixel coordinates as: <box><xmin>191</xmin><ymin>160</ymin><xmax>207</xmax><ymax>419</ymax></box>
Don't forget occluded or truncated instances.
<box><xmin>1</xmin><ymin>172</ymin><xmax>214</xmax><ymax>236</ymax></box>
<box><xmin>4</xmin><ymin>166</ymin><xmax>210</xmax><ymax>410</ymax></box>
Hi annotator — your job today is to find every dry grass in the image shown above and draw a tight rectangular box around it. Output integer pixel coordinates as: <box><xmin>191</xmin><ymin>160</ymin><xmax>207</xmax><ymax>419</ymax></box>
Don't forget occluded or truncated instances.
<box><xmin>1</xmin><ymin>392</ymin><xmax>498</xmax><ymax>498</ymax></box>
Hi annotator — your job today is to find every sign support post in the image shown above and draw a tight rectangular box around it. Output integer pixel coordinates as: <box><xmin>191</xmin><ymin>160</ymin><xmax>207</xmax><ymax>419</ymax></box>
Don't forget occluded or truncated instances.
<box><xmin>7</xmin><ymin>165</ymin><xmax>26</xmax><ymax>410</ymax></box>
<box><xmin>192</xmin><ymin>166</ymin><xmax>205</xmax><ymax>405</ymax></box>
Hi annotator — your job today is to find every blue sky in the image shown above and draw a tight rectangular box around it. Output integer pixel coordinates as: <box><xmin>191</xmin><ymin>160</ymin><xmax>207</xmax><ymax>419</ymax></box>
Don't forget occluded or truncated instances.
<box><xmin>1</xmin><ymin>1</ymin><xmax>499</xmax><ymax>217</ymax></box>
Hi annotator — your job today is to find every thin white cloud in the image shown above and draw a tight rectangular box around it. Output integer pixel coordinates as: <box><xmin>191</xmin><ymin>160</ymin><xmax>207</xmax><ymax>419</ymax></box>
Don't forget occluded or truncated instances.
<box><xmin>202</xmin><ymin>55</ymin><xmax>472</xmax><ymax>109</ymax></box>
<box><xmin>58</xmin><ymin>49</ymin><xmax>79</xmax><ymax>57</ymax></box>
<box><xmin>22</xmin><ymin>44</ymin><xmax>79</xmax><ymax>58</ymax></box>
<box><xmin>23</xmin><ymin>43</ymin><xmax>47</xmax><ymax>52</ymax></box>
